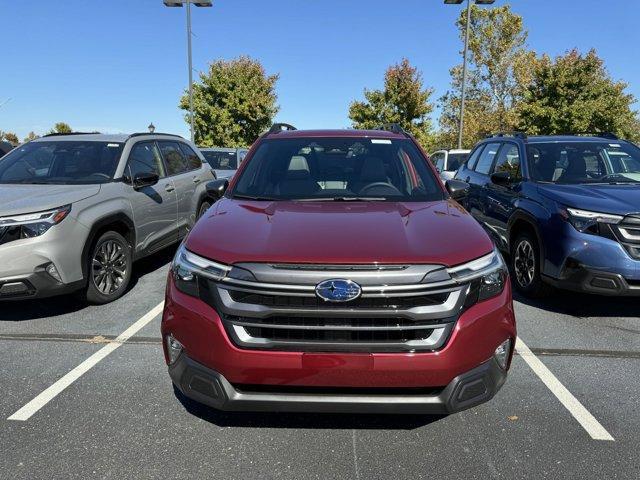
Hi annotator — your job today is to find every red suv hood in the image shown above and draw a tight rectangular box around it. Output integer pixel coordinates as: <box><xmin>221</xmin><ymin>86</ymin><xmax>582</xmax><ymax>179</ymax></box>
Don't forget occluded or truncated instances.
<box><xmin>186</xmin><ymin>198</ymin><xmax>493</xmax><ymax>267</ymax></box>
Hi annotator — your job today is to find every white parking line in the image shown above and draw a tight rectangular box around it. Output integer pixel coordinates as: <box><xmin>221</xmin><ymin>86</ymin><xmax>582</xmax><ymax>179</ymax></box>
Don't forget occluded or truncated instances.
<box><xmin>7</xmin><ymin>301</ymin><xmax>164</xmax><ymax>422</ymax></box>
<box><xmin>516</xmin><ymin>336</ymin><xmax>614</xmax><ymax>441</ymax></box>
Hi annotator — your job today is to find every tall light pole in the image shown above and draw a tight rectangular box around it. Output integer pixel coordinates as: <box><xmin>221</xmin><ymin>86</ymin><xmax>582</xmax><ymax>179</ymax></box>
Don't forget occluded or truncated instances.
<box><xmin>444</xmin><ymin>0</ymin><xmax>494</xmax><ymax>149</ymax></box>
<box><xmin>163</xmin><ymin>1</ymin><xmax>213</xmax><ymax>144</ymax></box>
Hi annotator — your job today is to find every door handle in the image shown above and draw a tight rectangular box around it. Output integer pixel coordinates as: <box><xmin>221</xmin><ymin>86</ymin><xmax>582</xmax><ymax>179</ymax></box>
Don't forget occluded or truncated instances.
<box><xmin>192</xmin><ymin>176</ymin><xmax>201</xmax><ymax>184</ymax></box>
<box><xmin>465</xmin><ymin>176</ymin><xmax>470</xmax><ymax>183</ymax></box>
<box><xmin>164</xmin><ymin>184</ymin><xmax>175</xmax><ymax>193</ymax></box>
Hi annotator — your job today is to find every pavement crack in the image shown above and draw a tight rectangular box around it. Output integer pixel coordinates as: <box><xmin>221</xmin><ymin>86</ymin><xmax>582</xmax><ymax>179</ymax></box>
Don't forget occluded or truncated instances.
<box><xmin>0</xmin><ymin>332</ymin><xmax>161</xmax><ymax>345</ymax></box>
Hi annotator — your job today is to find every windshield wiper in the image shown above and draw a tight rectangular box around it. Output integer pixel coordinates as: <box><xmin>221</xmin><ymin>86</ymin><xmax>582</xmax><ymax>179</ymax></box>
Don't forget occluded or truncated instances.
<box><xmin>232</xmin><ymin>194</ymin><xmax>277</xmax><ymax>201</ymax></box>
<box><xmin>296</xmin><ymin>196</ymin><xmax>387</xmax><ymax>202</ymax></box>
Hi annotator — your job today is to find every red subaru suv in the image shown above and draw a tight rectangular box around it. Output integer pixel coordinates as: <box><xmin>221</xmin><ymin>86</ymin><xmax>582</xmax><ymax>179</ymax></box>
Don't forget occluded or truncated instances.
<box><xmin>162</xmin><ymin>124</ymin><xmax>516</xmax><ymax>414</ymax></box>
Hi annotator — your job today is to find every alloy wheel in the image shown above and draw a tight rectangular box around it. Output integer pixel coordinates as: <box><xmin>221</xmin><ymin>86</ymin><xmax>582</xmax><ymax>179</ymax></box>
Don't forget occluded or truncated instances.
<box><xmin>514</xmin><ymin>239</ymin><xmax>535</xmax><ymax>288</ymax></box>
<box><xmin>92</xmin><ymin>240</ymin><xmax>127</xmax><ymax>295</ymax></box>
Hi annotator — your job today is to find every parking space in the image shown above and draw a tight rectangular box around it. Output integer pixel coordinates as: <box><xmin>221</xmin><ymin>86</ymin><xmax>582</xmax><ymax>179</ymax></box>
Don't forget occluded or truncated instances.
<box><xmin>1</xmin><ymin>247</ymin><xmax>639</xmax><ymax>479</ymax></box>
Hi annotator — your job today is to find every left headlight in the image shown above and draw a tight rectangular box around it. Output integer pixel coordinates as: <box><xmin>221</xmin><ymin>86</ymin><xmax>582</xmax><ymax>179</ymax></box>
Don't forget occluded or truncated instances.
<box><xmin>171</xmin><ymin>243</ymin><xmax>231</xmax><ymax>297</ymax></box>
<box><xmin>561</xmin><ymin>207</ymin><xmax>623</xmax><ymax>234</ymax></box>
<box><xmin>0</xmin><ymin>205</ymin><xmax>71</xmax><ymax>242</ymax></box>
<box><xmin>448</xmin><ymin>249</ymin><xmax>508</xmax><ymax>303</ymax></box>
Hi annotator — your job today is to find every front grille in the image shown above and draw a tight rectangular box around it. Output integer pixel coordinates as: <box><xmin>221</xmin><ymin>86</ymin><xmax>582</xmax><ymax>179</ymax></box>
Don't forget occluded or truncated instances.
<box><xmin>227</xmin><ymin>290</ymin><xmax>449</xmax><ymax>309</ymax></box>
<box><xmin>613</xmin><ymin>215</ymin><xmax>640</xmax><ymax>260</ymax></box>
<box><xmin>200</xmin><ymin>262</ymin><xmax>467</xmax><ymax>353</ymax></box>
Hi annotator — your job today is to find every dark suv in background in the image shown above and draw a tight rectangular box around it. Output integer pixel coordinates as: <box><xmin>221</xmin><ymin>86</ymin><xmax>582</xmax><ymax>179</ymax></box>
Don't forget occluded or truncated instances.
<box><xmin>455</xmin><ymin>132</ymin><xmax>640</xmax><ymax>297</ymax></box>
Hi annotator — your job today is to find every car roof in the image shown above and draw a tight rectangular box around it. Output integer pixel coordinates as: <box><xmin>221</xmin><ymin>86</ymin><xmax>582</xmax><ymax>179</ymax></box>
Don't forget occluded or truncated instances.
<box><xmin>31</xmin><ymin>133</ymin><xmax>187</xmax><ymax>143</ymax></box>
<box><xmin>526</xmin><ymin>135</ymin><xmax>623</xmax><ymax>144</ymax></box>
<box><xmin>264</xmin><ymin>129</ymin><xmax>406</xmax><ymax>140</ymax></box>
<box><xmin>200</xmin><ymin>147</ymin><xmax>237</xmax><ymax>152</ymax></box>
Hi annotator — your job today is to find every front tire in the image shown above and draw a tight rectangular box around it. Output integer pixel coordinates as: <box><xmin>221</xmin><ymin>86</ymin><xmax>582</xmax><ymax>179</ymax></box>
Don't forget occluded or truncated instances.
<box><xmin>197</xmin><ymin>200</ymin><xmax>212</xmax><ymax>220</ymax></box>
<box><xmin>85</xmin><ymin>231</ymin><xmax>132</xmax><ymax>304</ymax></box>
<box><xmin>510</xmin><ymin>232</ymin><xmax>551</xmax><ymax>298</ymax></box>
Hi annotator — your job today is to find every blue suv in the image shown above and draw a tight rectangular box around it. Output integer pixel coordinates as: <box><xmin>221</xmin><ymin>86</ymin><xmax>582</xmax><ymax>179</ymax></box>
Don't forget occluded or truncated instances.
<box><xmin>455</xmin><ymin>132</ymin><xmax>640</xmax><ymax>297</ymax></box>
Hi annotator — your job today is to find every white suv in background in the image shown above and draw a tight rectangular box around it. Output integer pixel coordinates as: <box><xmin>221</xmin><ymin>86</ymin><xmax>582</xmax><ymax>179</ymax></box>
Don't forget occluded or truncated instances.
<box><xmin>430</xmin><ymin>149</ymin><xmax>470</xmax><ymax>181</ymax></box>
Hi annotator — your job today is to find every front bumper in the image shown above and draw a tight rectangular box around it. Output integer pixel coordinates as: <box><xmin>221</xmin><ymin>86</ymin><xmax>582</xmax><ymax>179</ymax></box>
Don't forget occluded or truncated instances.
<box><xmin>170</xmin><ymin>353</ymin><xmax>507</xmax><ymax>414</ymax></box>
<box><xmin>544</xmin><ymin>267</ymin><xmax>640</xmax><ymax>296</ymax></box>
<box><xmin>0</xmin><ymin>270</ymin><xmax>84</xmax><ymax>300</ymax></box>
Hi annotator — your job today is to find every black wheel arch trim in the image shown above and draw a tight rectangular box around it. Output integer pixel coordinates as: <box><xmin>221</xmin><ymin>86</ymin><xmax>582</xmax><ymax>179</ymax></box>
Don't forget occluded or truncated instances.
<box><xmin>81</xmin><ymin>213</ymin><xmax>136</xmax><ymax>284</ymax></box>
<box><xmin>507</xmin><ymin>210</ymin><xmax>545</xmax><ymax>267</ymax></box>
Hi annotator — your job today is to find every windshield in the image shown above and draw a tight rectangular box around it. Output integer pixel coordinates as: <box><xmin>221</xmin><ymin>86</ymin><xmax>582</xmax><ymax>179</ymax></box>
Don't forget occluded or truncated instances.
<box><xmin>202</xmin><ymin>151</ymin><xmax>238</xmax><ymax>170</ymax></box>
<box><xmin>446</xmin><ymin>153</ymin><xmax>469</xmax><ymax>171</ymax></box>
<box><xmin>0</xmin><ymin>141</ymin><xmax>123</xmax><ymax>185</ymax></box>
<box><xmin>528</xmin><ymin>141</ymin><xmax>640</xmax><ymax>184</ymax></box>
<box><xmin>232</xmin><ymin>137</ymin><xmax>444</xmax><ymax>202</ymax></box>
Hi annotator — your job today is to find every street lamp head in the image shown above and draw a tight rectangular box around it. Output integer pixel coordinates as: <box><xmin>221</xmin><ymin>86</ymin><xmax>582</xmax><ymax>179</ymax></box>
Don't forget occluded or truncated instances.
<box><xmin>148</xmin><ymin>123</ymin><xmax>156</xmax><ymax>133</ymax></box>
<box><xmin>163</xmin><ymin>0</ymin><xmax>212</xmax><ymax>6</ymax></box>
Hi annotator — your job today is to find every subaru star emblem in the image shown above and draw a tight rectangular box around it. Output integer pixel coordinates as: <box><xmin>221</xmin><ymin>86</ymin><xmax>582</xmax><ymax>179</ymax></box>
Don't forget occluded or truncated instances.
<box><xmin>315</xmin><ymin>279</ymin><xmax>362</xmax><ymax>302</ymax></box>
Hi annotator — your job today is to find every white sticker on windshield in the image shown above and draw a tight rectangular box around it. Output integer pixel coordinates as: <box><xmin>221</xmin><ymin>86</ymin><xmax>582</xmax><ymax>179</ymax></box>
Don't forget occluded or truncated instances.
<box><xmin>609</xmin><ymin>143</ymin><xmax>621</xmax><ymax>148</ymax></box>
<box><xmin>371</xmin><ymin>139</ymin><xmax>392</xmax><ymax>144</ymax></box>
<box><xmin>107</xmin><ymin>143</ymin><xmax>120</xmax><ymax>147</ymax></box>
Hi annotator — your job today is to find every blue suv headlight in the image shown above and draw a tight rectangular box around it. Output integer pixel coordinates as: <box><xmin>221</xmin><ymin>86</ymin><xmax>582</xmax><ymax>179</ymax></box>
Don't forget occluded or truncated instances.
<box><xmin>561</xmin><ymin>207</ymin><xmax>623</xmax><ymax>234</ymax></box>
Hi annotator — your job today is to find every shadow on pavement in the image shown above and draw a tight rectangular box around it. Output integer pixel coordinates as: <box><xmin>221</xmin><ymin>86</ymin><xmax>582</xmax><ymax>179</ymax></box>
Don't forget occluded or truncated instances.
<box><xmin>173</xmin><ymin>386</ymin><xmax>445</xmax><ymax>430</ymax></box>
<box><xmin>513</xmin><ymin>287</ymin><xmax>640</xmax><ymax>318</ymax></box>
<box><xmin>0</xmin><ymin>244</ymin><xmax>177</xmax><ymax>321</ymax></box>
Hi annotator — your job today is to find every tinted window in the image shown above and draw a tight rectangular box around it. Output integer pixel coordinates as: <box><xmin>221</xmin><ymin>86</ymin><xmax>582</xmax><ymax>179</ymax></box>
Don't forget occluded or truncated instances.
<box><xmin>202</xmin><ymin>151</ymin><xmax>238</xmax><ymax>170</ymax></box>
<box><xmin>178</xmin><ymin>143</ymin><xmax>201</xmax><ymax>170</ymax></box>
<box><xmin>127</xmin><ymin>142</ymin><xmax>165</xmax><ymax>181</ymax></box>
<box><xmin>232</xmin><ymin>137</ymin><xmax>444</xmax><ymax>202</ymax></box>
<box><xmin>527</xmin><ymin>141</ymin><xmax>640</xmax><ymax>184</ymax></box>
<box><xmin>466</xmin><ymin>146</ymin><xmax>484</xmax><ymax>170</ymax></box>
<box><xmin>492</xmin><ymin>144</ymin><xmax>521</xmax><ymax>179</ymax></box>
<box><xmin>474</xmin><ymin>143</ymin><xmax>501</xmax><ymax>175</ymax></box>
<box><xmin>159</xmin><ymin>141</ymin><xmax>188</xmax><ymax>175</ymax></box>
<box><xmin>0</xmin><ymin>141</ymin><xmax>123</xmax><ymax>185</ymax></box>
<box><xmin>446</xmin><ymin>153</ymin><xmax>468</xmax><ymax>171</ymax></box>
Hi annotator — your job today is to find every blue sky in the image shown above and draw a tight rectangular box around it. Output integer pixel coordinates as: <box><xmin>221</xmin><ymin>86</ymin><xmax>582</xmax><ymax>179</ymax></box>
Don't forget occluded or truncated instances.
<box><xmin>1</xmin><ymin>0</ymin><xmax>638</xmax><ymax>140</ymax></box>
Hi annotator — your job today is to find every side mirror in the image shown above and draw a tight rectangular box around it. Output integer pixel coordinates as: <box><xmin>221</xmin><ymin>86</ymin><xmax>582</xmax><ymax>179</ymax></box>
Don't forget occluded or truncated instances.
<box><xmin>206</xmin><ymin>178</ymin><xmax>229</xmax><ymax>200</ymax></box>
<box><xmin>490</xmin><ymin>171</ymin><xmax>513</xmax><ymax>186</ymax></box>
<box><xmin>445</xmin><ymin>179</ymin><xmax>470</xmax><ymax>201</ymax></box>
<box><xmin>133</xmin><ymin>172</ymin><xmax>159</xmax><ymax>190</ymax></box>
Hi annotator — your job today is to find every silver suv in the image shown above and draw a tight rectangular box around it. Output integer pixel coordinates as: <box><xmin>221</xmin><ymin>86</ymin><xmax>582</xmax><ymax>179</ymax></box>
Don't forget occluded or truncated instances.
<box><xmin>0</xmin><ymin>132</ymin><xmax>215</xmax><ymax>303</ymax></box>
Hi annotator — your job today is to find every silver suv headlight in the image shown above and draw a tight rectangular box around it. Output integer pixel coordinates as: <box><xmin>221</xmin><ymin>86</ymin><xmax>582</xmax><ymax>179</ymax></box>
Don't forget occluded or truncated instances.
<box><xmin>0</xmin><ymin>205</ymin><xmax>71</xmax><ymax>243</ymax></box>
<box><xmin>448</xmin><ymin>249</ymin><xmax>508</xmax><ymax>302</ymax></box>
<box><xmin>171</xmin><ymin>243</ymin><xmax>231</xmax><ymax>296</ymax></box>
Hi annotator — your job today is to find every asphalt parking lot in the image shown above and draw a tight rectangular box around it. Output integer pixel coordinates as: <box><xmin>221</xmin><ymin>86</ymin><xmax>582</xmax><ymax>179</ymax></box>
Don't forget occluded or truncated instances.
<box><xmin>1</xmin><ymin>245</ymin><xmax>639</xmax><ymax>479</ymax></box>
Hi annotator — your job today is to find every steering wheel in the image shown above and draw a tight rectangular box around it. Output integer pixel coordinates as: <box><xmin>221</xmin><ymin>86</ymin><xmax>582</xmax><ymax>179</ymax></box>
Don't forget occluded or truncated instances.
<box><xmin>359</xmin><ymin>182</ymin><xmax>402</xmax><ymax>195</ymax></box>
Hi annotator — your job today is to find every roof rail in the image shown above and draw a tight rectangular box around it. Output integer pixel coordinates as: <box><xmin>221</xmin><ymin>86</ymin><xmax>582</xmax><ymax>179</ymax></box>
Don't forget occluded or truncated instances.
<box><xmin>268</xmin><ymin>123</ymin><xmax>297</xmax><ymax>134</ymax></box>
<box><xmin>128</xmin><ymin>132</ymin><xmax>184</xmax><ymax>139</ymax></box>
<box><xmin>43</xmin><ymin>132</ymin><xmax>100</xmax><ymax>137</ymax></box>
<box><xmin>568</xmin><ymin>132</ymin><xmax>619</xmax><ymax>140</ymax></box>
<box><xmin>487</xmin><ymin>131</ymin><xmax>527</xmax><ymax>140</ymax></box>
<box><xmin>375</xmin><ymin>123</ymin><xmax>410</xmax><ymax>137</ymax></box>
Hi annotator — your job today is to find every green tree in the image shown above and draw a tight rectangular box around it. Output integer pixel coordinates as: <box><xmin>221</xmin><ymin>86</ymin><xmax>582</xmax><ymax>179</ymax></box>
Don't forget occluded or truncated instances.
<box><xmin>48</xmin><ymin>122</ymin><xmax>73</xmax><ymax>134</ymax></box>
<box><xmin>23</xmin><ymin>131</ymin><xmax>40</xmax><ymax>142</ymax></box>
<box><xmin>517</xmin><ymin>49</ymin><xmax>639</xmax><ymax>140</ymax></box>
<box><xmin>180</xmin><ymin>56</ymin><xmax>279</xmax><ymax>147</ymax></box>
<box><xmin>349</xmin><ymin>59</ymin><xmax>435</xmax><ymax>149</ymax></box>
<box><xmin>439</xmin><ymin>5</ymin><xmax>533</xmax><ymax>148</ymax></box>
<box><xmin>0</xmin><ymin>131</ymin><xmax>19</xmax><ymax>145</ymax></box>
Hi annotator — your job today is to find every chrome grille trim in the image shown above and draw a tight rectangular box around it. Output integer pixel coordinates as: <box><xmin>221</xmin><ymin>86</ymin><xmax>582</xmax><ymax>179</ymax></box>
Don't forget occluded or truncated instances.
<box><xmin>205</xmin><ymin>262</ymin><xmax>467</xmax><ymax>352</ymax></box>
<box><xmin>216</xmin><ymin>286</ymin><xmax>465</xmax><ymax>321</ymax></box>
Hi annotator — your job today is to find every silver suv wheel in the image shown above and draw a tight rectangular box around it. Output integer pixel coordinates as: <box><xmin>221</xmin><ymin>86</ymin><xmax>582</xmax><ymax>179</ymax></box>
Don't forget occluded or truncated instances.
<box><xmin>92</xmin><ymin>240</ymin><xmax>128</xmax><ymax>295</ymax></box>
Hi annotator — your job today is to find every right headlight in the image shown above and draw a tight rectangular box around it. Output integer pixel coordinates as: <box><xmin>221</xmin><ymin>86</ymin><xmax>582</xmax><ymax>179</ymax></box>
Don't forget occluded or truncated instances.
<box><xmin>448</xmin><ymin>249</ymin><xmax>507</xmax><ymax>303</ymax></box>
<box><xmin>171</xmin><ymin>243</ymin><xmax>231</xmax><ymax>297</ymax></box>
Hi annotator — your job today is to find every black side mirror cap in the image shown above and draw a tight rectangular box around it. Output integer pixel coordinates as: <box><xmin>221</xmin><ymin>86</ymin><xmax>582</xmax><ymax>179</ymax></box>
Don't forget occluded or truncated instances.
<box><xmin>445</xmin><ymin>179</ymin><xmax>470</xmax><ymax>201</ymax></box>
<box><xmin>206</xmin><ymin>178</ymin><xmax>229</xmax><ymax>199</ymax></box>
<box><xmin>132</xmin><ymin>172</ymin><xmax>159</xmax><ymax>190</ymax></box>
<box><xmin>490</xmin><ymin>171</ymin><xmax>513</xmax><ymax>186</ymax></box>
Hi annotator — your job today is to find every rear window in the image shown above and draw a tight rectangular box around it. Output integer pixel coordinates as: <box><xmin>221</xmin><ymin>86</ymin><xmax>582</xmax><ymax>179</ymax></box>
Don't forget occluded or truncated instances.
<box><xmin>232</xmin><ymin>137</ymin><xmax>444</xmax><ymax>202</ymax></box>
<box><xmin>202</xmin><ymin>151</ymin><xmax>238</xmax><ymax>170</ymax></box>
<box><xmin>0</xmin><ymin>141</ymin><xmax>123</xmax><ymax>185</ymax></box>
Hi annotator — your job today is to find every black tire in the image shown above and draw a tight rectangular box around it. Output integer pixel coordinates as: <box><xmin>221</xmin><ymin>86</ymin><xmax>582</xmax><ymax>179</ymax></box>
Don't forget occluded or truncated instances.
<box><xmin>85</xmin><ymin>231</ymin><xmax>133</xmax><ymax>304</ymax></box>
<box><xmin>197</xmin><ymin>200</ymin><xmax>212</xmax><ymax>220</ymax></box>
<box><xmin>510</xmin><ymin>231</ymin><xmax>551</xmax><ymax>298</ymax></box>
